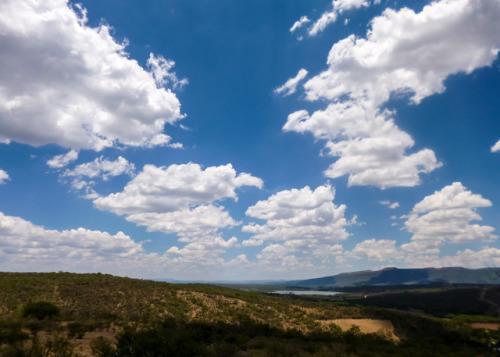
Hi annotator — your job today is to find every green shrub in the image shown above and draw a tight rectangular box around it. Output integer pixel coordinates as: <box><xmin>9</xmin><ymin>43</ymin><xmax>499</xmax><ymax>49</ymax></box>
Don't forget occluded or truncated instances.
<box><xmin>22</xmin><ymin>302</ymin><xmax>60</xmax><ymax>320</ymax></box>
<box><xmin>0</xmin><ymin>320</ymin><xmax>29</xmax><ymax>344</ymax></box>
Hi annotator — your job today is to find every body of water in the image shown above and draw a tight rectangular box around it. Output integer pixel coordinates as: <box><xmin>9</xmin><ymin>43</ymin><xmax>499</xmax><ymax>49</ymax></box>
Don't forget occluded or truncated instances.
<box><xmin>272</xmin><ymin>290</ymin><xmax>341</xmax><ymax>296</ymax></box>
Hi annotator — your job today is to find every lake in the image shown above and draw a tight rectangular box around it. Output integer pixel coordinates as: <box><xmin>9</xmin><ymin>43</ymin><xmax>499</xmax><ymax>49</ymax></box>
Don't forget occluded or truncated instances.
<box><xmin>272</xmin><ymin>290</ymin><xmax>341</xmax><ymax>296</ymax></box>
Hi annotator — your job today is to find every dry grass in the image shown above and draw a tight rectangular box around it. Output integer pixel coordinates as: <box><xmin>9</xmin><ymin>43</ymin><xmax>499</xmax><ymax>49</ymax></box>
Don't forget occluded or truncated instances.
<box><xmin>470</xmin><ymin>323</ymin><xmax>500</xmax><ymax>330</ymax></box>
<box><xmin>318</xmin><ymin>318</ymin><xmax>399</xmax><ymax>342</ymax></box>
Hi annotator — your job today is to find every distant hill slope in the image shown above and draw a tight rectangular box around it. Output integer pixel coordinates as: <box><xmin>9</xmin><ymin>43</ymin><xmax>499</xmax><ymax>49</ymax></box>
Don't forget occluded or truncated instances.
<box><xmin>288</xmin><ymin>267</ymin><xmax>500</xmax><ymax>287</ymax></box>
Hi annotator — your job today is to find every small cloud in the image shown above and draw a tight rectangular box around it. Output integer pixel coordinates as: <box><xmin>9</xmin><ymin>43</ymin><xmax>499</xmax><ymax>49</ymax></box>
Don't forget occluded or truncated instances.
<box><xmin>308</xmin><ymin>0</ymin><xmax>369</xmax><ymax>36</ymax></box>
<box><xmin>290</xmin><ymin>16</ymin><xmax>310</xmax><ymax>33</ymax></box>
<box><xmin>147</xmin><ymin>53</ymin><xmax>188</xmax><ymax>90</ymax></box>
<box><xmin>380</xmin><ymin>200</ymin><xmax>400</xmax><ymax>209</ymax></box>
<box><xmin>274</xmin><ymin>69</ymin><xmax>308</xmax><ymax>97</ymax></box>
<box><xmin>63</xmin><ymin>156</ymin><xmax>135</xmax><ymax>181</ymax></box>
<box><xmin>491</xmin><ymin>139</ymin><xmax>500</xmax><ymax>152</ymax></box>
<box><xmin>144</xmin><ymin>134</ymin><xmax>183</xmax><ymax>149</ymax></box>
<box><xmin>0</xmin><ymin>169</ymin><xmax>10</xmax><ymax>184</ymax></box>
<box><xmin>47</xmin><ymin>150</ymin><xmax>79</xmax><ymax>168</ymax></box>
<box><xmin>62</xmin><ymin>156</ymin><xmax>135</xmax><ymax>193</ymax></box>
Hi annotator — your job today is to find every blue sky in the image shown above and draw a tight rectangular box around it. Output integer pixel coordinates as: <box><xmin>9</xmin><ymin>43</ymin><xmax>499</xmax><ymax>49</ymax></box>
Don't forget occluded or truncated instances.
<box><xmin>0</xmin><ymin>0</ymin><xmax>499</xmax><ymax>280</ymax></box>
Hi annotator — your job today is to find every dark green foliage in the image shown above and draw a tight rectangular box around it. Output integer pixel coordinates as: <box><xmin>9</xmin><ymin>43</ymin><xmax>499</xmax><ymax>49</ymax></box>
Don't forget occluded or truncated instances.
<box><xmin>348</xmin><ymin>287</ymin><xmax>499</xmax><ymax>317</ymax></box>
<box><xmin>67</xmin><ymin>321</ymin><xmax>100</xmax><ymax>338</ymax></box>
<box><xmin>22</xmin><ymin>301</ymin><xmax>60</xmax><ymax>320</ymax></box>
<box><xmin>0</xmin><ymin>320</ymin><xmax>29</xmax><ymax>344</ymax></box>
<box><xmin>96</xmin><ymin>316</ymin><xmax>495</xmax><ymax>357</ymax></box>
<box><xmin>0</xmin><ymin>335</ymin><xmax>74</xmax><ymax>357</ymax></box>
<box><xmin>115</xmin><ymin>319</ymin><xmax>206</xmax><ymax>356</ymax></box>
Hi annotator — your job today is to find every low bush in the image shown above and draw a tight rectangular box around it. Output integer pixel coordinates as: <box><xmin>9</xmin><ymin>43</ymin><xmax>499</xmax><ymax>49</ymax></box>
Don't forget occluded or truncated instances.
<box><xmin>22</xmin><ymin>301</ymin><xmax>60</xmax><ymax>320</ymax></box>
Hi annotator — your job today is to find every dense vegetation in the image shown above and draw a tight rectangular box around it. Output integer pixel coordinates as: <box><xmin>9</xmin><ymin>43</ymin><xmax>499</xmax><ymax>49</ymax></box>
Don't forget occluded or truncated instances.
<box><xmin>0</xmin><ymin>272</ymin><xmax>499</xmax><ymax>356</ymax></box>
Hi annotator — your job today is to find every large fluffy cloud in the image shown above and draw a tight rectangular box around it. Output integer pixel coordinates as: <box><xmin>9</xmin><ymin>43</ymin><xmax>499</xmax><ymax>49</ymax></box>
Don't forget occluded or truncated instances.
<box><xmin>404</xmin><ymin>182</ymin><xmax>496</xmax><ymax>246</ymax></box>
<box><xmin>243</xmin><ymin>184</ymin><xmax>352</xmax><ymax>269</ymax></box>
<box><xmin>285</xmin><ymin>0</ymin><xmax>500</xmax><ymax>188</ymax></box>
<box><xmin>305</xmin><ymin>0</ymin><xmax>500</xmax><ymax>104</ymax></box>
<box><xmin>284</xmin><ymin>102</ymin><xmax>441</xmax><ymax>188</ymax></box>
<box><xmin>94</xmin><ymin>163</ymin><xmax>262</xmax><ymax>260</ymax></box>
<box><xmin>348</xmin><ymin>239</ymin><xmax>401</xmax><ymax>262</ymax></box>
<box><xmin>244</xmin><ymin>184</ymin><xmax>350</xmax><ymax>242</ymax></box>
<box><xmin>0</xmin><ymin>211</ymin><xmax>153</xmax><ymax>275</ymax></box>
<box><xmin>0</xmin><ymin>210</ymin><xmax>251</xmax><ymax>279</ymax></box>
<box><xmin>401</xmin><ymin>182</ymin><xmax>496</xmax><ymax>267</ymax></box>
<box><xmin>94</xmin><ymin>163</ymin><xmax>263</xmax><ymax>217</ymax></box>
<box><xmin>0</xmin><ymin>0</ymin><xmax>184</xmax><ymax>151</ymax></box>
<box><xmin>339</xmin><ymin>183</ymin><xmax>497</xmax><ymax>268</ymax></box>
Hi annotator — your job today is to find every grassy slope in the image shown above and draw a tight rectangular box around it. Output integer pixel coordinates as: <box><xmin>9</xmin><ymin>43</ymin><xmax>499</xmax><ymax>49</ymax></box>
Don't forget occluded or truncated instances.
<box><xmin>0</xmin><ymin>272</ymin><xmax>498</xmax><ymax>356</ymax></box>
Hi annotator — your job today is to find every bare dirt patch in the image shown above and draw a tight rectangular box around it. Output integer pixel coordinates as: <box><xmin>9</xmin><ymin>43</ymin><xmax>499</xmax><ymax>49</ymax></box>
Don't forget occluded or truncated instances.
<box><xmin>319</xmin><ymin>318</ymin><xmax>398</xmax><ymax>342</ymax></box>
<box><xmin>330</xmin><ymin>318</ymin><xmax>394</xmax><ymax>333</ymax></box>
<box><xmin>470</xmin><ymin>323</ymin><xmax>500</xmax><ymax>330</ymax></box>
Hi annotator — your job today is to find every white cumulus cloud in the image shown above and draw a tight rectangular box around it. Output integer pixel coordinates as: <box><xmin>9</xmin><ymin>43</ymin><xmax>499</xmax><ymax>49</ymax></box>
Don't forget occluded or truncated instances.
<box><xmin>244</xmin><ymin>184</ymin><xmax>350</xmax><ymax>242</ymax></box>
<box><xmin>0</xmin><ymin>0</ymin><xmax>184</xmax><ymax>151</ymax></box>
<box><xmin>285</xmin><ymin>102</ymin><xmax>441</xmax><ymax>188</ymax></box>
<box><xmin>285</xmin><ymin>0</ymin><xmax>500</xmax><ymax>188</ymax></box>
<box><xmin>94</xmin><ymin>163</ymin><xmax>263</xmax><ymax>216</ymax></box>
<box><xmin>0</xmin><ymin>211</ymin><xmax>154</xmax><ymax>275</ymax></box>
<box><xmin>93</xmin><ymin>163</ymin><xmax>262</xmax><ymax>260</ymax></box>
<box><xmin>63</xmin><ymin>156</ymin><xmax>136</xmax><ymax>181</ymax></box>
<box><xmin>244</xmin><ymin>184</ymin><xmax>352</xmax><ymax>269</ymax></box>
<box><xmin>348</xmin><ymin>238</ymin><xmax>401</xmax><ymax>262</ymax></box>
<box><xmin>126</xmin><ymin>205</ymin><xmax>238</xmax><ymax>238</ymax></box>
<box><xmin>305</xmin><ymin>0</ymin><xmax>500</xmax><ymax>104</ymax></box>
<box><xmin>402</xmin><ymin>182</ymin><xmax>496</xmax><ymax>252</ymax></box>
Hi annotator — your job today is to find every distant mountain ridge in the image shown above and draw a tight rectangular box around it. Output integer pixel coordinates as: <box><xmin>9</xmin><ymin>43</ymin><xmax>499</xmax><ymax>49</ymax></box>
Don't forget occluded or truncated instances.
<box><xmin>287</xmin><ymin>267</ymin><xmax>500</xmax><ymax>287</ymax></box>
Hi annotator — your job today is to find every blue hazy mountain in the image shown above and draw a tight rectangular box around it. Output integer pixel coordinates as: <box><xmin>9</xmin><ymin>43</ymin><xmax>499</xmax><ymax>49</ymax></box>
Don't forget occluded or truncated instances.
<box><xmin>286</xmin><ymin>267</ymin><xmax>500</xmax><ymax>287</ymax></box>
